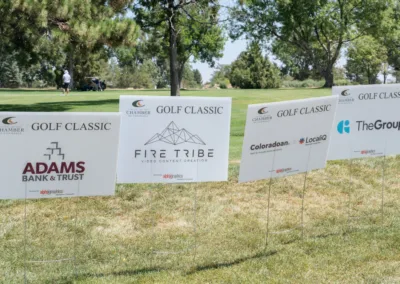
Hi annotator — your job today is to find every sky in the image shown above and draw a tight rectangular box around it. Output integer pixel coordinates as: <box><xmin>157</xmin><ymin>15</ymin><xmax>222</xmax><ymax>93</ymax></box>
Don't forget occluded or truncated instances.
<box><xmin>192</xmin><ymin>39</ymin><xmax>247</xmax><ymax>83</ymax></box>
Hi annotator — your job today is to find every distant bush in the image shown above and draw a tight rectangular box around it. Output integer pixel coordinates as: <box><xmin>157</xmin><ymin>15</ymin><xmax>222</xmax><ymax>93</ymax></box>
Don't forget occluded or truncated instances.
<box><xmin>281</xmin><ymin>79</ymin><xmax>324</xmax><ymax>88</ymax></box>
<box><xmin>281</xmin><ymin>79</ymin><xmax>360</xmax><ymax>88</ymax></box>
<box><xmin>334</xmin><ymin>79</ymin><xmax>357</xmax><ymax>86</ymax></box>
<box><xmin>219</xmin><ymin>82</ymin><xmax>227</xmax><ymax>89</ymax></box>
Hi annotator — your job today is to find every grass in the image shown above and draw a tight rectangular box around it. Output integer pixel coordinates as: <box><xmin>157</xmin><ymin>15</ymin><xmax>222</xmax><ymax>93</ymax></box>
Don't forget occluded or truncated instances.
<box><xmin>1</xmin><ymin>88</ymin><xmax>399</xmax><ymax>283</ymax></box>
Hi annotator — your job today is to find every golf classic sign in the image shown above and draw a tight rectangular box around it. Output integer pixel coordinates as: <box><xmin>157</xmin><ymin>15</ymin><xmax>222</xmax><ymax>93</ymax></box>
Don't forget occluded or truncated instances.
<box><xmin>328</xmin><ymin>84</ymin><xmax>400</xmax><ymax>160</ymax></box>
<box><xmin>0</xmin><ymin>112</ymin><xmax>120</xmax><ymax>199</ymax></box>
<box><xmin>239</xmin><ymin>96</ymin><xmax>338</xmax><ymax>183</ymax></box>
<box><xmin>117</xmin><ymin>96</ymin><xmax>231</xmax><ymax>183</ymax></box>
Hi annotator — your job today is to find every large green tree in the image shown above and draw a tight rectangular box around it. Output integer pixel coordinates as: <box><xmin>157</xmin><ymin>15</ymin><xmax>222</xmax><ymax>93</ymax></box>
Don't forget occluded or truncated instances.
<box><xmin>374</xmin><ymin>2</ymin><xmax>400</xmax><ymax>82</ymax></box>
<box><xmin>346</xmin><ymin>36</ymin><xmax>387</xmax><ymax>84</ymax></box>
<box><xmin>229</xmin><ymin>42</ymin><xmax>280</xmax><ymax>89</ymax></box>
<box><xmin>132</xmin><ymin>1</ymin><xmax>225</xmax><ymax>96</ymax></box>
<box><xmin>230</xmin><ymin>0</ymin><xmax>391</xmax><ymax>88</ymax></box>
<box><xmin>273</xmin><ymin>41</ymin><xmax>316</xmax><ymax>81</ymax></box>
<box><xmin>0</xmin><ymin>0</ymin><xmax>139</xmax><ymax>88</ymax></box>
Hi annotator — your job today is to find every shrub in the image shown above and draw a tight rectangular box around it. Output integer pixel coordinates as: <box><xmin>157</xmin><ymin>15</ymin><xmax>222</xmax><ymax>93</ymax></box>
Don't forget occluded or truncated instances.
<box><xmin>281</xmin><ymin>79</ymin><xmax>324</xmax><ymax>88</ymax></box>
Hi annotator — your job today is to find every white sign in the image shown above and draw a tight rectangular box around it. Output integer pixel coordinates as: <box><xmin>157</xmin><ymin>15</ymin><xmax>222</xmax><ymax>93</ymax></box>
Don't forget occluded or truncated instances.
<box><xmin>0</xmin><ymin>113</ymin><xmax>120</xmax><ymax>199</ymax></box>
<box><xmin>239</xmin><ymin>96</ymin><xmax>338</xmax><ymax>183</ymax></box>
<box><xmin>328</xmin><ymin>84</ymin><xmax>400</xmax><ymax>160</ymax></box>
<box><xmin>117</xmin><ymin>96</ymin><xmax>231</xmax><ymax>183</ymax></box>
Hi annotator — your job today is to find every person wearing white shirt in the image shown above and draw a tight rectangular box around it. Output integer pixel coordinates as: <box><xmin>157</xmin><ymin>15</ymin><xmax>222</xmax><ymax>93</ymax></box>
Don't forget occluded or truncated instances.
<box><xmin>62</xmin><ymin>70</ymin><xmax>71</xmax><ymax>96</ymax></box>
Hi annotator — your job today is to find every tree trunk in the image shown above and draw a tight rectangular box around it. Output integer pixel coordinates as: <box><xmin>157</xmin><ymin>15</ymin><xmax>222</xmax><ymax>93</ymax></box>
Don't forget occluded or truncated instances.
<box><xmin>322</xmin><ymin>66</ymin><xmax>334</xmax><ymax>88</ymax></box>
<box><xmin>68</xmin><ymin>47</ymin><xmax>74</xmax><ymax>90</ymax></box>
<box><xmin>178</xmin><ymin>63</ymin><xmax>185</xmax><ymax>89</ymax></box>
<box><xmin>168</xmin><ymin>0</ymin><xmax>180</xmax><ymax>96</ymax></box>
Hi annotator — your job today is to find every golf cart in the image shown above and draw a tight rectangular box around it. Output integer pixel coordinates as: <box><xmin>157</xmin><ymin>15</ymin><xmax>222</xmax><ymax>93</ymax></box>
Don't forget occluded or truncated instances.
<box><xmin>80</xmin><ymin>77</ymin><xmax>107</xmax><ymax>91</ymax></box>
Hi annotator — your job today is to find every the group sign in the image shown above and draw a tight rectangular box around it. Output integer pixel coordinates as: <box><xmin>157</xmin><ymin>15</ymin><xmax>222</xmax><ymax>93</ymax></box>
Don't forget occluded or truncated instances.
<box><xmin>239</xmin><ymin>96</ymin><xmax>338</xmax><ymax>183</ymax></box>
<box><xmin>0</xmin><ymin>113</ymin><xmax>120</xmax><ymax>199</ymax></box>
<box><xmin>329</xmin><ymin>84</ymin><xmax>400</xmax><ymax>160</ymax></box>
<box><xmin>118</xmin><ymin>96</ymin><xmax>231</xmax><ymax>183</ymax></box>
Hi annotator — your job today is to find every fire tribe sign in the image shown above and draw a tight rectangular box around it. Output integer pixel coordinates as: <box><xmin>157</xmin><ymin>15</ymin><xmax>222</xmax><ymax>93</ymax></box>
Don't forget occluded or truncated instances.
<box><xmin>117</xmin><ymin>96</ymin><xmax>232</xmax><ymax>183</ymax></box>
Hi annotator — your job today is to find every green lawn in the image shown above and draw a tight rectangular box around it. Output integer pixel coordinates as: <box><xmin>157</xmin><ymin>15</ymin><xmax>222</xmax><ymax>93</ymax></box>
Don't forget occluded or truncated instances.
<box><xmin>1</xmin><ymin>88</ymin><xmax>399</xmax><ymax>283</ymax></box>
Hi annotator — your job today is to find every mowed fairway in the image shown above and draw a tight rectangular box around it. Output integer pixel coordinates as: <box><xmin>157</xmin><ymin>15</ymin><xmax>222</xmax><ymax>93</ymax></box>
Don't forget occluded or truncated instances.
<box><xmin>1</xmin><ymin>89</ymin><xmax>400</xmax><ymax>283</ymax></box>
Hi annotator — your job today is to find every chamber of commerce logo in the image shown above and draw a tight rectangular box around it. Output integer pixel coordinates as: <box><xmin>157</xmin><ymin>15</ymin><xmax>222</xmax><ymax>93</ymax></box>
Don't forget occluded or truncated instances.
<box><xmin>337</xmin><ymin>120</ymin><xmax>350</xmax><ymax>134</ymax></box>
<box><xmin>22</xmin><ymin>142</ymin><xmax>85</xmax><ymax>182</ymax></box>
<box><xmin>258</xmin><ymin>107</ymin><xmax>268</xmax><ymax>114</ymax></box>
<box><xmin>341</xmin><ymin>89</ymin><xmax>350</xmax><ymax>96</ymax></box>
<box><xmin>126</xmin><ymin>99</ymin><xmax>150</xmax><ymax>117</ymax></box>
<box><xmin>0</xmin><ymin>116</ymin><xmax>24</xmax><ymax>135</ymax></box>
<box><xmin>145</xmin><ymin>121</ymin><xmax>205</xmax><ymax>145</ymax></box>
<box><xmin>253</xmin><ymin>107</ymin><xmax>272</xmax><ymax>123</ymax></box>
<box><xmin>2</xmin><ymin>117</ymin><xmax>17</xmax><ymax>125</ymax></box>
<box><xmin>132</xmin><ymin>100</ymin><xmax>145</xmax><ymax>107</ymax></box>
<box><xmin>299</xmin><ymin>138</ymin><xmax>305</xmax><ymax>144</ymax></box>
<box><xmin>339</xmin><ymin>89</ymin><xmax>354</xmax><ymax>104</ymax></box>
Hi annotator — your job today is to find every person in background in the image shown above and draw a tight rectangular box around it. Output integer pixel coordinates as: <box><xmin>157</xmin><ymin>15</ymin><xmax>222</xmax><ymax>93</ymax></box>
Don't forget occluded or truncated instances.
<box><xmin>62</xmin><ymin>70</ymin><xmax>71</xmax><ymax>96</ymax></box>
<box><xmin>92</xmin><ymin>77</ymin><xmax>102</xmax><ymax>91</ymax></box>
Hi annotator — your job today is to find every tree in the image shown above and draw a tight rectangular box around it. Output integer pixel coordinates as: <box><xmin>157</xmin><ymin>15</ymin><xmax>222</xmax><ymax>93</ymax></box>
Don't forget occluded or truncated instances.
<box><xmin>346</xmin><ymin>36</ymin><xmax>387</xmax><ymax>84</ymax></box>
<box><xmin>0</xmin><ymin>53</ymin><xmax>22</xmax><ymax>88</ymax></box>
<box><xmin>272</xmin><ymin>41</ymin><xmax>316</xmax><ymax>81</ymax></box>
<box><xmin>132</xmin><ymin>1</ymin><xmax>225</xmax><ymax>96</ymax></box>
<box><xmin>230</xmin><ymin>0</ymin><xmax>391</xmax><ymax>88</ymax></box>
<box><xmin>333</xmin><ymin>67</ymin><xmax>346</xmax><ymax>81</ymax></box>
<box><xmin>193</xmin><ymin>69</ymin><xmax>203</xmax><ymax>86</ymax></box>
<box><xmin>229</xmin><ymin>42</ymin><xmax>280</xmax><ymax>89</ymax></box>
<box><xmin>0</xmin><ymin>0</ymin><xmax>139</xmax><ymax>88</ymax></box>
<box><xmin>381</xmin><ymin>63</ymin><xmax>391</xmax><ymax>84</ymax></box>
<box><xmin>374</xmin><ymin>2</ymin><xmax>400</xmax><ymax>83</ymax></box>
<box><xmin>210</xmin><ymin>64</ymin><xmax>231</xmax><ymax>86</ymax></box>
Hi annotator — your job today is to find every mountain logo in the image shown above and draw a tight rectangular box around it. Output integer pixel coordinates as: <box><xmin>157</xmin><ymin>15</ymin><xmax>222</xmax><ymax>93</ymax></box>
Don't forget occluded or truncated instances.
<box><xmin>132</xmin><ymin>100</ymin><xmax>145</xmax><ymax>107</ymax></box>
<box><xmin>2</xmin><ymin>117</ymin><xmax>17</xmax><ymax>125</ymax></box>
<box><xmin>145</xmin><ymin>121</ymin><xmax>206</xmax><ymax>145</ymax></box>
<box><xmin>341</xmin><ymin>89</ymin><xmax>350</xmax><ymax>96</ymax></box>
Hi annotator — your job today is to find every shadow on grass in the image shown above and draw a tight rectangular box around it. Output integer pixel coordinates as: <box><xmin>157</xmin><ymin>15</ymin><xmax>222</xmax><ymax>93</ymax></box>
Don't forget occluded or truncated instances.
<box><xmin>48</xmin><ymin>250</ymin><xmax>278</xmax><ymax>282</ymax></box>
<box><xmin>187</xmin><ymin>249</ymin><xmax>278</xmax><ymax>274</ymax></box>
<box><xmin>0</xmin><ymin>99</ymin><xmax>118</xmax><ymax>112</ymax></box>
<box><xmin>46</xmin><ymin>267</ymin><xmax>165</xmax><ymax>283</ymax></box>
<box><xmin>78</xmin><ymin>267</ymin><xmax>164</xmax><ymax>279</ymax></box>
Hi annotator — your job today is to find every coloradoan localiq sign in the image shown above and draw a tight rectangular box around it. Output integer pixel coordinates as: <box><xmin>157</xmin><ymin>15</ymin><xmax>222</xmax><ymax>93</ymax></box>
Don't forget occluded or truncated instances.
<box><xmin>117</xmin><ymin>96</ymin><xmax>231</xmax><ymax>183</ymax></box>
<box><xmin>328</xmin><ymin>84</ymin><xmax>400</xmax><ymax>160</ymax></box>
<box><xmin>239</xmin><ymin>96</ymin><xmax>338</xmax><ymax>183</ymax></box>
<box><xmin>0</xmin><ymin>113</ymin><xmax>120</xmax><ymax>199</ymax></box>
